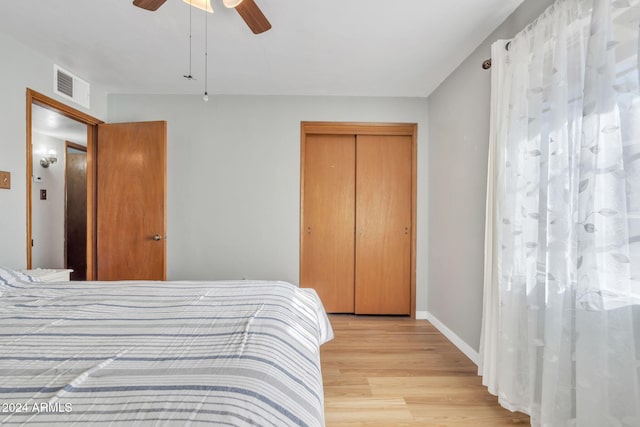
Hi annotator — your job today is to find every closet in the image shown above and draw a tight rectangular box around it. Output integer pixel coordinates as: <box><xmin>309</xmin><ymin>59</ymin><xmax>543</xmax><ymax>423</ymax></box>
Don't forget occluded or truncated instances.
<box><xmin>300</xmin><ymin>122</ymin><xmax>416</xmax><ymax>316</ymax></box>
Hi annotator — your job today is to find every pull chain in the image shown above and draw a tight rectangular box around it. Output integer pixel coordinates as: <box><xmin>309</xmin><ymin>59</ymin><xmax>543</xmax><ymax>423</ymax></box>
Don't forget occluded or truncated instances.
<box><xmin>183</xmin><ymin>0</ymin><xmax>195</xmax><ymax>80</ymax></box>
<box><xmin>203</xmin><ymin>5</ymin><xmax>209</xmax><ymax>101</ymax></box>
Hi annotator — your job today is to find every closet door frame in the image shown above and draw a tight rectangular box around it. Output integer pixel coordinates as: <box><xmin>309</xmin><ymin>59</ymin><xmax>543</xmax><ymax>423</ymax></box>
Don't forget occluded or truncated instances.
<box><xmin>300</xmin><ymin>121</ymin><xmax>417</xmax><ymax>318</ymax></box>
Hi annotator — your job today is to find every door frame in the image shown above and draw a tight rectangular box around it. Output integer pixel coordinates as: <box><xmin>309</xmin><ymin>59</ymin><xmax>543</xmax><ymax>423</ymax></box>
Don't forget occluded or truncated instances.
<box><xmin>300</xmin><ymin>121</ymin><xmax>418</xmax><ymax>318</ymax></box>
<box><xmin>26</xmin><ymin>88</ymin><xmax>103</xmax><ymax>279</ymax></box>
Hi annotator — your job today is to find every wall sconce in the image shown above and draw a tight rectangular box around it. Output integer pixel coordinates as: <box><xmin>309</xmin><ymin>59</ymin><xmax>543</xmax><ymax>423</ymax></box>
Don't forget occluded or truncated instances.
<box><xmin>40</xmin><ymin>150</ymin><xmax>58</xmax><ymax>168</ymax></box>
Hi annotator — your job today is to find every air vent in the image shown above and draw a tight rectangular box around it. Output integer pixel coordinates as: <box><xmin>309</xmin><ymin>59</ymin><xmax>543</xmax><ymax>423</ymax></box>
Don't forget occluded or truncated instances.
<box><xmin>53</xmin><ymin>65</ymin><xmax>90</xmax><ymax>109</ymax></box>
<box><xmin>57</xmin><ymin>70</ymin><xmax>73</xmax><ymax>97</ymax></box>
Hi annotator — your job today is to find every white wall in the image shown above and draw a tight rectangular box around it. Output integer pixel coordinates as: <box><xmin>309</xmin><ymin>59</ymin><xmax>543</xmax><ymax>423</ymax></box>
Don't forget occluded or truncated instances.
<box><xmin>31</xmin><ymin>133</ymin><xmax>65</xmax><ymax>268</ymax></box>
<box><xmin>427</xmin><ymin>0</ymin><xmax>555</xmax><ymax>352</ymax></box>
<box><xmin>108</xmin><ymin>94</ymin><xmax>429</xmax><ymax>311</ymax></box>
<box><xmin>0</xmin><ymin>32</ymin><xmax>108</xmax><ymax>268</ymax></box>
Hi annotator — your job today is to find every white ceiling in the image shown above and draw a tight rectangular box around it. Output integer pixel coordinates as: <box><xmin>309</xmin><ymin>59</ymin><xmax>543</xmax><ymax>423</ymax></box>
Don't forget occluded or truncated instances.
<box><xmin>0</xmin><ymin>0</ymin><xmax>524</xmax><ymax>97</ymax></box>
<box><xmin>32</xmin><ymin>104</ymin><xmax>87</xmax><ymax>145</ymax></box>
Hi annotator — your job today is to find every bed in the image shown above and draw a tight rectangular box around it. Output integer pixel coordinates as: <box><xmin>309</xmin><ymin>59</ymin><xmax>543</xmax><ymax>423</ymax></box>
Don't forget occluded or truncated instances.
<box><xmin>0</xmin><ymin>267</ymin><xmax>333</xmax><ymax>426</ymax></box>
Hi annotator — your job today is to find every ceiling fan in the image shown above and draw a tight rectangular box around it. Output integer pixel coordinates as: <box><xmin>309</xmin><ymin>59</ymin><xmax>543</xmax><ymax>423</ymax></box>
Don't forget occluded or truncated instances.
<box><xmin>132</xmin><ymin>0</ymin><xmax>271</xmax><ymax>34</ymax></box>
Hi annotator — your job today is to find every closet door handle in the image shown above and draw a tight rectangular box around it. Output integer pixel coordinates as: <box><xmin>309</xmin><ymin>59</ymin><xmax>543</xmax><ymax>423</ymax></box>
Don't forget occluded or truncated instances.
<box><xmin>152</xmin><ymin>234</ymin><xmax>163</xmax><ymax>241</ymax></box>
<box><xmin>404</xmin><ymin>227</ymin><xmax>409</xmax><ymax>235</ymax></box>
<box><xmin>306</xmin><ymin>226</ymin><xmax>312</xmax><ymax>235</ymax></box>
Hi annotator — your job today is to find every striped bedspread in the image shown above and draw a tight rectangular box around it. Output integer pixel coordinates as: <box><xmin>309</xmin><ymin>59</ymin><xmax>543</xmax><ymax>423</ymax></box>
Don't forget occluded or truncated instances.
<box><xmin>0</xmin><ymin>267</ymin><xmax>333</xmax><ymax>426</ymax></box>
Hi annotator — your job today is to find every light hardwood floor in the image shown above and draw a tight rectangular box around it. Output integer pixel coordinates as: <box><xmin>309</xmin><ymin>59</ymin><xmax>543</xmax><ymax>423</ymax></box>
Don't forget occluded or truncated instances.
<box><xmin>321</xmin><ymin>315</ymin><xmax>530</xmax><ymax>426</ymax></box>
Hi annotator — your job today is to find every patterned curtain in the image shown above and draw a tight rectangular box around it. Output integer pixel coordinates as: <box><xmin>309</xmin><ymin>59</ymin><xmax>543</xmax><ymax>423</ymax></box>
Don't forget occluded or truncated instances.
<box><xmin>480</xmin><ymin>0</ymin><xmax>640</xmax><ymax>425</ymax></box>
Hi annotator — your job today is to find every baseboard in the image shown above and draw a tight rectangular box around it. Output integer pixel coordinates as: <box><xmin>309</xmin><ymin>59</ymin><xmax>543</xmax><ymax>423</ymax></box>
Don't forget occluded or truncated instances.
<box><xmin>415</xmin><ymin>311</ymin><xmax>479</xmax><ymax>366</ymax></box>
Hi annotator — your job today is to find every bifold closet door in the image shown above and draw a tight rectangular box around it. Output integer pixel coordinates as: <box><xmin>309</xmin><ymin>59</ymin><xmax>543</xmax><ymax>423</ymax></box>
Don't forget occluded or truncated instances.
<box><xmin>355</xmin><ymin>135</ymin><xmax>412</xmax><ymax>315</ymax></box>
<box><xmin>301</xmin><ymin>134</ymin><xmax>356</xmax><ymax>313</ymax></box>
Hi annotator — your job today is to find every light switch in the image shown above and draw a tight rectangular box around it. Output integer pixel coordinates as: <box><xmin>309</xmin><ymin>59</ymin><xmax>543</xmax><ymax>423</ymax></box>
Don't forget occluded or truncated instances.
<box><xmin>40</xmin><ymin>189</ymin><xmax>47</xmax><ymax>200</ymax></box>
<box><xmin>0</xmin><ymin>171</ymin><xmax>10</xmax><ymax>189</ymax></box>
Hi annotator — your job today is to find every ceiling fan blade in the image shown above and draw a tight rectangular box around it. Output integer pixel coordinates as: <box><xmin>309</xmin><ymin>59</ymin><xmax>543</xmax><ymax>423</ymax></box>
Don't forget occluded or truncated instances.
<box><xmin>235</xmin><ymin>0</ymin><xmax>271</xmax><ymax>34</ymax></box>
<box><xmin>132</xmin><ymin>0</ymin><xmax>167</xmax><ymax>11</ymax></box>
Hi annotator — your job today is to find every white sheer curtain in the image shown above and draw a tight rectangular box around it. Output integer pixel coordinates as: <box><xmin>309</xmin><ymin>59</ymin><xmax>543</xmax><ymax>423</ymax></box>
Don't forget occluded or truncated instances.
<box><xmin>480</xmin><ymin>0</ymin><xmax>640</xmax><ymax>425</ymax></box>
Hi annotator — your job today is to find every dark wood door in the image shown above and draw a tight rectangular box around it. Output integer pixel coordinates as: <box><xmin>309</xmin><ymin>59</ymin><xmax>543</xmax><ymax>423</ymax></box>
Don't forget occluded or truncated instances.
<box><xmin>65</xmin><ymin>145</ymin><xmax>87</xmax><ymax>280</ymax></box>
<box><xmin>96</xmin><ymin>121</ymin><xmax>167</xmax><ymax>280</ymax></box>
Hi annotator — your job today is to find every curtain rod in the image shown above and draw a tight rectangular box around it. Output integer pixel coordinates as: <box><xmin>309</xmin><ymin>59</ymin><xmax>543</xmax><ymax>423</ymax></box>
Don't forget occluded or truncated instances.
<box><xmin>482</xmin><ymin>41</ymin><xmax>511</xmax><ymax>70</ymax></box>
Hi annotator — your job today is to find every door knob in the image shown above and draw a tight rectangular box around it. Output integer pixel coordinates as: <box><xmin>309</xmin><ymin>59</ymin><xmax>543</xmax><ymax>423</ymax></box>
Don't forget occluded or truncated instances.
<box><xmin>152</xmin><ymin>234</ymin><xmax>162</xmax><ymax>241</ymax></box>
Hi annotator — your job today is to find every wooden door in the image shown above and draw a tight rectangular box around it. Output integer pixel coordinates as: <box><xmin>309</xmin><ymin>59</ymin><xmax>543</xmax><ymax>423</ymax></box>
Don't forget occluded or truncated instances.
<box><xmin>355</xmin><ymin>135</ymin><xmax>412</xmax><ymax>314</ymax></box>
<box><xmin>301</xmin><ymin>134</ymin><xmax>356</xmax><ymax>312</ymax></box>
<box><xmin>65</xmin><ymin>144</ymin><xmax>87</xmax><ymax>280</ymax></box>
<box><xmin>96</xmin><ymin>121</ymin><xmax>167</xmax><ymax>280</ymax></box>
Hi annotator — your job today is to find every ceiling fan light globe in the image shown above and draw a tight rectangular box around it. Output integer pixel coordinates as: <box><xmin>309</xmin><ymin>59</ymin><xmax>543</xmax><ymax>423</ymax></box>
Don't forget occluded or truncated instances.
<box><xmin>182</xmin><ymin>0</ymin><xmax>214</xmax><ymax>13</ymax></box>
<box><xmin>223</xmin><ymin>0</ymin><xmax>243</xmax><ymax>8</ymax></box>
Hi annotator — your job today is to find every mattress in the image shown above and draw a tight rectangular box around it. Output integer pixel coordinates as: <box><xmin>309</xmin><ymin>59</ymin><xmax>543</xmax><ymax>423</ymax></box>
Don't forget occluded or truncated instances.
<box><xmin>0</xmin><ymin>267</ymin><xmax>333</xmax><ymax>426</ymax></box>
